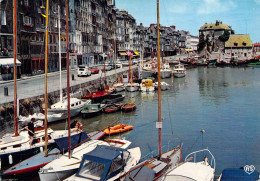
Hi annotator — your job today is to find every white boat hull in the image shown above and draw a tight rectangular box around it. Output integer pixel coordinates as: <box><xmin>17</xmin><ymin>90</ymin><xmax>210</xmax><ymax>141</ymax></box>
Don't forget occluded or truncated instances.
<box><xmin>161</xmin><ymin>70</ymin><xmax>172</xmax><ymax>79</ymax></box>
<box><xmin>125</xmin><ymin>84</ymin><xmax>139</xmax><ymax>92</ymax></box>
<box><xmin>115</xmin><ymin>86</ymin><xmax>125</xmax><ymax>92</ymax></box>
<box><xmin>113</xmin><ymin>83</ymin><xmax>125</xmax><ymax>92</ymax></box>
<box><xmin>140</xmin><ymin>86</ymin><xmax>155</xmax><ymax>92</ymax></box>
<box><xmin>173</xmin><ymin>72</ymin><xmax>185</xmax><ymax>78</ymax></box>
<box><xmin>154</xmin><ymin>82</ymin><xmax>170</xmax><ymax>91</ymax></box>
<box><xmin>39</xmin><ymin>168</ymin><xmax>78</xmax><ymax>181</ymax></box>
<box><xmin>140</xmin><ymin>69</ymin><xmax>154</xmax><ymax>79</ymax></box>
<box><xmin>47</xmin><ymin>106</ymin><xmax>83</xmax><ymax>122</ymax></box>
<box><xmin>39</xmin><ymin>139</ymin><xmax>132</xmax><ymax>181</ymax></box>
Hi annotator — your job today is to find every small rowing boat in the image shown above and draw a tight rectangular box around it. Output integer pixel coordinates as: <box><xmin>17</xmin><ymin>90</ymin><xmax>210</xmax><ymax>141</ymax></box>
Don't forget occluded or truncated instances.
<box><xmin>121</xmin><ymin>103</ymin><xmax>136</xmax><ymax>112</ymax></box>
<box><xmin>104</xmin><ymin>124</ymin><xmax>134</xmax><ymax>135</ymax></box>
<box><xmin>102</xmin><ymin>103</ymin><xmax>122</xmax><ymax>113</ymax></box>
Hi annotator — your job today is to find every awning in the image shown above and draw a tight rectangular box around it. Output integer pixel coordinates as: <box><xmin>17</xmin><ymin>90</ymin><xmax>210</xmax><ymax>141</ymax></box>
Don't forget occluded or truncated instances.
<box><xmin>0</xmin><ymin>58</ymin><xmax>21</xmax><ymax>67</ymax></box>
<box><xmin>134</xmin><ymin>51</ymin><xmax>139</xmax><ymax>55</ymax></box>
<box><xmin>99</xmin><ymin>53</ymin><xmax>107</xmax><ymax>58</ymax></box>
<box><xmin>185</xmin><ymin>49</ymin><xmax>193</xmax><ymax>52</ymax></box>
<box><xmin>119</xmin><ymin>52</ymin><xmax>127</xmax><ymax>56</ymax></box>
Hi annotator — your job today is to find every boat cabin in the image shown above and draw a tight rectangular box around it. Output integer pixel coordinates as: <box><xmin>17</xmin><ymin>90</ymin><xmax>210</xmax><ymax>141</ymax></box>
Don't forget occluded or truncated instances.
<box><xmin>141</xmin><ymin>79</ymin><xmax>153</xmax><ymax>87</ymax></box>
<box><xmin>75</xmin><ymin>145</ymin><xmax>130</xmax><ymax>180</ymax></box>
<box><xmin>51</xmin><ymin>98</ymin><xmax>84</xmax><ymax>109</ymax></box>
<box><xmin>122</xmin><ymin>73</ymin><xmax>129</xmax><ymax>84</ymax></box>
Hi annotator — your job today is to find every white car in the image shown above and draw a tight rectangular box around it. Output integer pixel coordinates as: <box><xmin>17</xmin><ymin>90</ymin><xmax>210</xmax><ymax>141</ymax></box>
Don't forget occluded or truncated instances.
<box><xmin>132</xmin><ymin>59</ymin><xmax>140</xmax><ymax>65</ymax></box>
<box><xmin>77</xmin><ymin>65</ymin><xmax>91</xmax><ymax>77</ymax></box>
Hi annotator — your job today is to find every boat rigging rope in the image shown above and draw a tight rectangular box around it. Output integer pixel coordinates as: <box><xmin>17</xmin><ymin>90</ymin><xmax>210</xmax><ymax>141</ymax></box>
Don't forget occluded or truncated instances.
<box><xmin>187</xmin><ymin>129</ymin><xmax>205</xmax><ymax>154</ymax></box>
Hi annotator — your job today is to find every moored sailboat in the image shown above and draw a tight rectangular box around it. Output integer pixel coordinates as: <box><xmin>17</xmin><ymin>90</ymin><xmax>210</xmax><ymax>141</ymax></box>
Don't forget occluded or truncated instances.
<box><xmin>125</xmin><ymin>51</ymin><xmax>140</xmax><ymax>92</ymax></box>
<box><xmin>1</xmin><ymin>131</ymin><xmax>104</xmax><ymax>176</ymax></box>
<box><xmin>162</xmin><ymin>148</ymin><xmax>215</xmax><ymax>181</ymax></box>
<box><xmin>47</xmin><ymin>98</ymin><xmax>91</xmax><ymax>123</ymax></box>
<box><xmin>119</xmin><ymin>1</ymin><xmax>182</xmax><ymax>180</ymax></box>
<box><xmin>64</xmin><ymin>145</ymin><xmax>141</xmax><ymax>181</ymax></box>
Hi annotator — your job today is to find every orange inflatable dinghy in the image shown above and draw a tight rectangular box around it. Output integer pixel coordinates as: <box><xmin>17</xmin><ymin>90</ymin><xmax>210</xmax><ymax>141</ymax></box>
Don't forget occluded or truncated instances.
<box><xmin>104</xmin><ymin>124</ymin><xmax>134</xmax><ymax>135</ymax></box>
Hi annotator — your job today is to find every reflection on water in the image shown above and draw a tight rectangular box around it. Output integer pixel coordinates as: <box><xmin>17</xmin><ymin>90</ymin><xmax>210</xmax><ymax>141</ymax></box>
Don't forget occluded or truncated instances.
<box><xmin>2</xmin><ymin>66</ymin><xmax>260</xmax><ymax>179</ymax></box>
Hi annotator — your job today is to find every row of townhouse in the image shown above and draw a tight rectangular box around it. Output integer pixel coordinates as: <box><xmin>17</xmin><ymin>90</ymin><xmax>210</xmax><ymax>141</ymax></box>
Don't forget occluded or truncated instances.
<box><xmin>0</xmin><ymin>0</ymin><xmax>198</xmax><ymax>78</ymax></box>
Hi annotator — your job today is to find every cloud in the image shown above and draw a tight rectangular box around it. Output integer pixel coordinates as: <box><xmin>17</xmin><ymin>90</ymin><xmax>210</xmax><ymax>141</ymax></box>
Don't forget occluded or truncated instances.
<box><xmin>197</xmin><ymin>0</ymin><xmax>236</xmax><ymax>14</ymax></box>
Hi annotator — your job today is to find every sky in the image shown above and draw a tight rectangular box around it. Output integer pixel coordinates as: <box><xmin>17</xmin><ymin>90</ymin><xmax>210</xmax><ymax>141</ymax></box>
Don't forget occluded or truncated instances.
<box><xmin>115</xmin><ymin>0</ymin><xmax>260</xmax><ymax>43</ymax></box>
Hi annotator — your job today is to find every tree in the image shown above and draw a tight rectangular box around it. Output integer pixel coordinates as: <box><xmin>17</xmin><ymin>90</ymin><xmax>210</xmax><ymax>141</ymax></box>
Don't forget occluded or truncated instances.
<box><xmin>219</xmin><ymin>30</ymin><xmax>230</xmax><ymax>42</ymax></box>
<box><xmin>198</xmin><ymin>32</ymin><xmax>206</xmax><ymax>52</ymax></box>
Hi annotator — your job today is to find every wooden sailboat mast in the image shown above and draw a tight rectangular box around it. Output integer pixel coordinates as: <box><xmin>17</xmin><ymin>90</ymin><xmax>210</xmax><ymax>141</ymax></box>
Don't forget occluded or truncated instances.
<box><xmin>157</xmin><ymin>0</ymin><xmax>162</xmax><ymax>157</ymax></box>
<box><xmin>58</xmin><ymin>5</ymin><xmax>62</xmax><ymax>102</ymax></box>
<box><xmin>127</xmin><ymin>51</ymin><xmax>133</xmax><ymax>84</ymax></box>
<box><xmin>66</xmin><ymin>0</ymin><xmax>71</xmax><ymax>159</ymax></box>
<box><xmin>103</xmin><ymin>54</ymin><xmax>106</xmax><ymax>84</ymax></box>
<box><xmin>114</xmin><ymin>31</ymin><xmax>117</xmax><ymax>82</ymax></box>
<box><xmin>44</xmin><ymin>0</ymin><xmax>49</xmax><ymax>157</ymax></box>
<box><xmin>13</xmin><ymin>0</ymin><xmax>18</xmax><ymax>136</ymax></box>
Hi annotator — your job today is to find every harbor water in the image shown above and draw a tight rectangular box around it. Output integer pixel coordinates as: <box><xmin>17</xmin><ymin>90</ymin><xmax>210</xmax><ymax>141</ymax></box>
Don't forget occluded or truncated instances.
<box><xmin>1</xmin><ymin>66</ymin><xmax>260</xmax><ymax>179</ymax></box>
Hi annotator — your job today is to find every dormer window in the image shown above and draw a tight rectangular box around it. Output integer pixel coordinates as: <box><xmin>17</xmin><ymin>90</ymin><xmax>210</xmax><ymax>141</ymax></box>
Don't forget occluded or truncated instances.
<box><xmin>242</xmin><ymin>41</ymin><xmax>247</xmax><ymax>46</ymax></box>
<box><xmin>234</xmin><ymin>42</ymin><xmax>238</xmax><ymax>46</ymax></box>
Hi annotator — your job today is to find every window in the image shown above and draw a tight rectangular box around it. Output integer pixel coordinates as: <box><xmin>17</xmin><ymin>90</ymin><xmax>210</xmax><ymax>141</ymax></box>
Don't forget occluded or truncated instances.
<box><xmin>24</xmin><ymin>0</ymin><xmax>29</xmax><ymax>6</ymax></box>
<box><xmin>1</xmin><ymin>10</ymin><xmax>6</xmax><ymax>25</ymax></box>
<box><xmin>54</xmin><ymin>18</ymin><xmax>58</xmax><ymax>28</ymax></box>
<box><xmin>23</xmin><ymin>16</ymin><xmax>33</xmax><ymax>25</ymax></box>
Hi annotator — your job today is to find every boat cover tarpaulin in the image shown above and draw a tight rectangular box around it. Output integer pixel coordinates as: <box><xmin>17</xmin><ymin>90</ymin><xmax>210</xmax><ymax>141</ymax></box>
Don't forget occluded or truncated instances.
<box><xmin>220</xmin><ymin>168</ymin><xmax>259</xmax><ymax>181</ymax></box>
<box><xmin>76</xmin><ymin>145</ymin><xmax>127</xmax><ymax>180</ymax></box>
<box><xmin>124</xmin><ymin>165</ymin><xmax>156</xmax><ymax>181</ymax></box>
<box><xmin>54</xmin><ymin>132</ymin><xmax>90</xmax><ymax>152</ymax></box>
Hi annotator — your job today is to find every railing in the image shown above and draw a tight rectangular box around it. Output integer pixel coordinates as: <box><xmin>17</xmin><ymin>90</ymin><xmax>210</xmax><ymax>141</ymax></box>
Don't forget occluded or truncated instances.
<box><xmin>185</xmin><ymin>148</ymin><xmax>216</xmax><ymax>169</ymax></box>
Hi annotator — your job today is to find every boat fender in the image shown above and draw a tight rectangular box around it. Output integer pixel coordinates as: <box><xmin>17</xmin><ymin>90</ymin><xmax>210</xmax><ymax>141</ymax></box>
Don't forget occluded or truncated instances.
<box><xmin>8</xmin><ymin>154</ymin><xmax>13</xmax><ymax>165</ymax></box>
<box><xmin>40</xmin><ymin>147</ymin><xmax>43</xmax><ymax>152</ymax></box>
<box><xmin>77</xmin><ymin>122</ymin><xmax>83</xmax><ymax>130</ymax></box>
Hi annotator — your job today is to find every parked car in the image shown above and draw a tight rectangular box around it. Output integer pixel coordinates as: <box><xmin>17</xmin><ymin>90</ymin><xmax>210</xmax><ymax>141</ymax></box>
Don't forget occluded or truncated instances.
<box><xmin>103</xmin><ymin>63</ymin><xmax>112</xmax><ymax>71</ymax></box>
<box><xmin>89</xmin><ymin>65</ymin><xmax>100</xmax><ymax>74</ymax></box>
<box><xmin>77</xmin><ymin>65</ymin><xmax>91</xmax><ymax>77</ymax></box>
<box><xmin>116</xmin><ymin>61</ymin><xmax>122</xmax><ymax>69</ymax></box>
<box><xmin>132</xmin><ymin>59</ymin><xmax>140</xmax><ymax>65</ymax></box>
<box><xmin>109</xmin><ymin>63</ymin><xmax>116</xmax><ymax>70</ymax></box>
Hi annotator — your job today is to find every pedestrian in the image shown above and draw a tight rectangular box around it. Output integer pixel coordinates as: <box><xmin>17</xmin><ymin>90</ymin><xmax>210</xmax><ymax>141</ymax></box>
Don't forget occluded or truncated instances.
<box><xmin>76</xmin><ymin>122</ymin><xmax>83</xmax><ymax>132</ymax></box>
<box><xmin>70</xmin><ymin>120</ymin><xmax>78</xmax><ymax>129</ymax></box>
<box><xmin>26</xmin><ymin>118</ymin><xmax>35</xmax><ymax>146</ymax></box>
